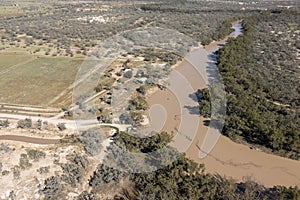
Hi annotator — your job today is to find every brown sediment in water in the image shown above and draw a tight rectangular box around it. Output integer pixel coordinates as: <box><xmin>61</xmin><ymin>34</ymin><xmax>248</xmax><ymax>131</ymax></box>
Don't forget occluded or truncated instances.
<box><xmin>147</xmin><ymin>23</ymin><xmax>300</xmax><ymax>187</ymax></box>
<box><xmin>186</xmin><ymin>126</ymin><xmax>300</xmax><ymax>187</ymax></box>
<box><xmin>146</xmin><ymin>55</ymin><xmax>208</xmax><ymax>134</ymax></box>
<box><xmin>147</xmin><ymin>90</ymin><xmax>179</xmax><ymax>133</ymax></box>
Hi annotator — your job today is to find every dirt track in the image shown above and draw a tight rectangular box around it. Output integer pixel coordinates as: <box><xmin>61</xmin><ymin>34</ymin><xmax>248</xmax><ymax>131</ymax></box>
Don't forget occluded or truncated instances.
<box><xmin>0</xmin><ymin>135</ymin><xmax>59</xmax><ymax>144</ymax></box>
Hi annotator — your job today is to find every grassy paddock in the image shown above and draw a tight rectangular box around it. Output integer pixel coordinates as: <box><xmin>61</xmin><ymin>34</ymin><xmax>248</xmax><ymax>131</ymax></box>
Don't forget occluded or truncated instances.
<box><xmin>0</xmin><ymin>53</ymin><xmax>33</xmax><ymax>72</ymax></box>
<box><xmin>0</xmin><ymin>56</ymin><xmax>83</xmax><ymax>106</ymax></box>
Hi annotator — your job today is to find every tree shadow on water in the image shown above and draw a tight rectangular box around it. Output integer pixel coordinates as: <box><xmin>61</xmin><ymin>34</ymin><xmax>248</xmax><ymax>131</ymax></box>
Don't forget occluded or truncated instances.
<box><xmin>203</xmin><ymin>119</ymin><xmax>210</xmax><ymax>126</ymax></box>
<box><xmin>188</xmin><ymin>91</ymin><xmax>201</xmax><ymax>103</ymax></box>
<box><xmin>184</xmin><ymin>105</ymin><xmax>200</xmax><ymax>115</ymax></box>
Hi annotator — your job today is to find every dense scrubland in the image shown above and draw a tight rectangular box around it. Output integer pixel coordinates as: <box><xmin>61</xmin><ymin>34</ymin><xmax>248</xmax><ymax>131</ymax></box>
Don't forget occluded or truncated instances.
<box><xmin>0</xmin><ymin>0</ymin><xmax>248</xmax><ymax>57</ymax></box>
<box><xmin>38</xmin><ymin>130</ymin><xmax>300</xmax><ymax>199</ymax></box>
<box><xmin>200</xmin><ymin>10</ymin><xmax>300</xmax><ymax>160</ymax></box>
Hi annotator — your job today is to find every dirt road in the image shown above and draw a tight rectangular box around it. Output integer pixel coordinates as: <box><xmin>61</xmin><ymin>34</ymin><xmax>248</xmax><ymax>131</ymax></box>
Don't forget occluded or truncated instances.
<box><xmin>0</xmin><ymin>112</ymin><xmax>130</xmax><ymax>134</ymax></box>
<box><xmin>0</xmin><ymin>135</ymin><xmax>59</xmax><ymax>144</ymax></box>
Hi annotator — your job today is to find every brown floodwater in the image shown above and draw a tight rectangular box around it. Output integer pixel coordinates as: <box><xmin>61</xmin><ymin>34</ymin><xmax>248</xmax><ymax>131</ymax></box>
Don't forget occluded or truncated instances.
<box><xmin>147</xmin><ymin>23</ymin><xmax>300</xmax><ymax>187</ymax></box>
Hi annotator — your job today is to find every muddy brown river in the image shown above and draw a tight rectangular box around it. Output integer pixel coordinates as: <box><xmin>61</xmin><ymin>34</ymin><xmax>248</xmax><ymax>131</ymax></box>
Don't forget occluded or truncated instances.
<box><xmin>148</xmin><ymin>23</ymin><xmax>300</xmax><ymax>187</ymax></box>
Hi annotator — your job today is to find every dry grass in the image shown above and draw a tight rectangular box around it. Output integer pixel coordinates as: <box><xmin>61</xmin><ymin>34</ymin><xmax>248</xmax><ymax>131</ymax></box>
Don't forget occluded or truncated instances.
<box><xmin>0</xmin><ymin>53</ymin><xmax>33</xmax><ymax>72</ymax></box>
<box><xmin>0</xmin><ymin>56</ymin><xmax>83</xmax><ymax>107</ymax></box>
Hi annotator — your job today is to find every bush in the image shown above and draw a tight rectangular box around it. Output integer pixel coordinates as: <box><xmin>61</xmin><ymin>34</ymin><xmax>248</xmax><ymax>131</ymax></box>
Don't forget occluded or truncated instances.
<box><xmin>94</xmin><ymin>85</ymin><xmax>102</xmax><ymax>93</ymax></box>
<box><xmin>37</xmin><ymin>166</ymin><xmax>50</xmax><ymax>174</ymax></box>
<box><xmin>216</xmin><ymin>11</ymin><xmax>300</xmax><ymax>159</ymax></box>
<box><xmin>130</xmin><ymin>111</ymin><xmax>144</xmax><ymax>125</ymax></box>
<box><xmin>0</xmin><ymin>143</ymin><xmax>12</xmax><ymax>153</ymax></box>
<box><xmin>97</xmin><ymin>113</ymin><xmax>112</xmax><ymax>123</ymax></box>
<box><xmin>2</xmin><ymin>170</ymin><xmax>9</xmax><ymax>176</ymax></box>
<box><xmin>128</xmin><ymin>95</ymin><xmax>149</xmax><ymax>111</ymax></box>
<box><xmin>136</xmin><ymin>85</ymin><xmax>147</xmax><ymax>95</ymax></box>
<box><xmin>27</xmin><ymin>149</ymin><xmax>46</xmax><ymax>161</ymax></box>
<box><xmin>19</xmin><ymin>154</ymin><xmax>32</xmax><ymax>170</ymax></box>
<box><xmin>41</xmin><ymin>176</ymin><xmax>62</xmax><ymax>199</ymax></box>
<box><xmin>0</xmin><ymin>120</ymin><xmax>9</xmax><ymax>128</ymax></box>
<box><xmin>12</xmin><ymin>166</ymin><xmax>20</xmax><ymax>179</ymax></box>
<box><xmin>79</xmin><ymin>129</ymin><xmax>104</xmax><ymax>155</ymax></box>
<box><xmin>35</xmin><ymin>119</ymin><xmax>42</xmax><ymax>130</ymax></box>
<box><xmin>17</xmin><ymin>118</ymin><xmax>32</xmax><ymax>129</ymax></box>
<box><xmin>197</xmin><ymin>88</ymin><xmax>211</xmax><ymax>118</ymax></box>
<box><xmin>57</xmin><ymin>123</ymin><xmax>66</xmax><ymax>131</ymax></box>
<box><xmin>89</xmin><ymin>164</ymin><xmax>122</xmax><ymax>188</ymax></box>
<box><xmin>119</xmin><ymin>112</ymin><xmax>134</xmax><ymax>124</ymax></box>
<box><xmin>60</xmin><ymin>154</ymin><xmax>88</xmax><ymax>186</ymax></box>
<box><xmin>77</xmin><ymin>191</ymin><xmax>95</xmax><ymax>200</ymax></box>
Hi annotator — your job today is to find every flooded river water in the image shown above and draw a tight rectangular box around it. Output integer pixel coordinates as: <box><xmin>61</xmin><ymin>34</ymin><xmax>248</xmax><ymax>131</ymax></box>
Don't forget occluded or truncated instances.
<box><xmin>148</xmin><ymin>23</ymin><xmax>300</xmax><ymax>187</ymax></box>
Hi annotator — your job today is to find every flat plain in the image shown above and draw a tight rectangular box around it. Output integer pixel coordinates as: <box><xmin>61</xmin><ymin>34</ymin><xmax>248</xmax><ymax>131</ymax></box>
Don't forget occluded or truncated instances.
<box><xmin>0</xmin><ymin>54</ymin><xmax>83</xmax><ymax>106</ymax></box>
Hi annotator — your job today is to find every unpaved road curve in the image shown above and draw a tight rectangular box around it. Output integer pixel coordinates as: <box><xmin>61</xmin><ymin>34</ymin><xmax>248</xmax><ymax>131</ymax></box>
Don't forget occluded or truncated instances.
<box><xmin>0</xmin><ymin>113</ymin><xmax>130</xmax><ymax>131</ymax></box>
<box><xmin>0</xmin><ymin>113</ymin><xmax>77</xmax><ymax>129</ymax></box>
<box><xmin>0</xmin><ymin>135</ymin><xmax>59</xmax><ymax>144</ymax></box>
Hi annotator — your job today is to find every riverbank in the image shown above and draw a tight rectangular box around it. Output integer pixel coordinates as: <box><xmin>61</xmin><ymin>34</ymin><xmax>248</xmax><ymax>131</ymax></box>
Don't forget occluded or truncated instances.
<box><xmin>147</xmin><ymin>22</ymin><xmax>300</xmax><ymax>187</ymax></box>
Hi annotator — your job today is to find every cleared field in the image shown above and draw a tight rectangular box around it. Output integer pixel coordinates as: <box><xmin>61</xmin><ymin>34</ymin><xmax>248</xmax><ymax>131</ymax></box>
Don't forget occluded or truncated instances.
<box><xmin>0</xmin><ymin>57</ymin><xmax>83</xmax><ymax>107</ymax></box>
<box><xmin>0</xmin><ymin>53</ymin><xmax>33</xmax><ymax>72</ymax></box>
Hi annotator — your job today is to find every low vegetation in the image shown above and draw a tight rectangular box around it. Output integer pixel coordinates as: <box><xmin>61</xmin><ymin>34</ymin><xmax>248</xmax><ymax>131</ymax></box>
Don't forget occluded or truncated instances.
<box><xmin>78</xmin><ymin>129</ymin><xmax>104</xmax><ymax>156</ymax></box>
<box><xmin>128</xmin><ymin>94</ymin><xmax>149</xmax><ymax>111</ymax></box>
<box><xmin>26</xmin><ymin>149</ymin><xmax>46</xmax><ymax>161</ymax></box>
<box><xmin>0</xmin><ymin>119</ymin><xmax>9</xmax><ymax>128</ymax></box>
<box><xmin>17</xmin><ymin>118</ymin><xmax>32</xmax><ymax>129</ymax></box>
<box><xmin>60</xmin><ymin>153</ymin><xmax>88</xmax><ymax>187</ymax></box>
<box><xmin>41</xmin><ymin>176</ymin><xmax>62</xmax><ymax>199</ymax></box>
<box><xmin>89</xmin><ymin>164</ymin><xmax>123</xmax><ymax>189</ymax></box>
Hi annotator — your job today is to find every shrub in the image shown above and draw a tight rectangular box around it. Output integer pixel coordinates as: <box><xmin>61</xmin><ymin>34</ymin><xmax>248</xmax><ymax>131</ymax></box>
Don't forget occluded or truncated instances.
<box><xmin>57</xmin><ymin>123</ymin><xmax>66</xmax><ymax>131</ymax></box>
<box><xmin>37</xmin><ymin>166</ymin><xmax>50</xmax><ymax>174</ymax></box>
<box><xmin>79</xmin><ymin>129</ymin><xmax>103</xmax><ymax>155</ymax></box>
<box><xmin>89</xmin><ymin>164</ymin><xmax>122</xmax><ymax>188</ymax></box>
<box><xmin>17</xmin><ymin>118</ymin><xmax>32</xmax><ymax>129</ymax></box>
<box><xmin>41</xmin><ymin>176</ymin><xmax>62</xmax><ymax>199</ymax></box>
<box><xmin>19</xmin><ymin>154</ymin><xmax>32</xmax><ymax>170</ymax></box>
<box><xmin>60</xmin><ymin>154</ymin><xmax>88</xmax><ymax>186</ymax></box>
<box><xmin>0</xmin><ymin>120</ymin><xmax>9</xmax><ymax>128</ymax></box>
<box><xmin>128</xmin><ymin>95</ymin><xmax>149</xmax><ymax>111</ymax></box>
<box><xmin>27</xmin><ymin>149</ymin><xmax>46</xmax><ymax>161</ymax></box>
